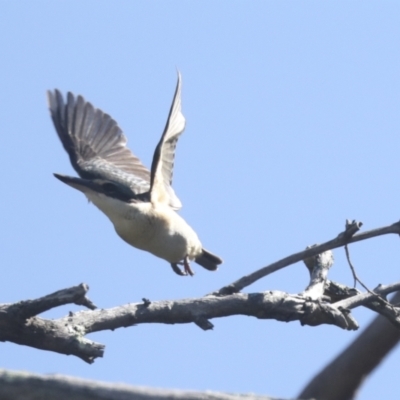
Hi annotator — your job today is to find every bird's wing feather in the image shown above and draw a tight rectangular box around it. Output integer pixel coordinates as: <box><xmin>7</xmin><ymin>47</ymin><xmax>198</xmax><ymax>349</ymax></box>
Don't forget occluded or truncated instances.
<box><xmin>150</xmin><ymin>72</ymin><xmax>185</xmax><ymax>209</ymax></box>
<box><xmin>47</xmin><ymin>89</ymin><xmax>151</xmax><ymax>195</ymax></box>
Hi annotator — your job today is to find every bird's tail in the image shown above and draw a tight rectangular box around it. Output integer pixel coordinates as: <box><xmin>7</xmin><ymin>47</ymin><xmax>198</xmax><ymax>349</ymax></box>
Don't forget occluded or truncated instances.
<box><xmin>195</xmin><ymin>249</ymin><xmax>223</xmax><ymax>271</ymax></box>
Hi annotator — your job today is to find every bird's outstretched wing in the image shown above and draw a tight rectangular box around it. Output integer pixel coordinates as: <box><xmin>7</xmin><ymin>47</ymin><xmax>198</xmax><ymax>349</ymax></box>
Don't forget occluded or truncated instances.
<box><xmin>48</xmin><ymin>89</ymin><xmax>152</xmax><ymax>197</ymax></box>
<box><xmin>150</xmin><ymin>72</ymin><xmax>185</xmax><ymax>209</ymax></box>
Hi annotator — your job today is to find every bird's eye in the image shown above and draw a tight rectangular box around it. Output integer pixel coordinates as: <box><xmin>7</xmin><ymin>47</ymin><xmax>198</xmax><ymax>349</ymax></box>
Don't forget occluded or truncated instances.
<box><xmin>102</xmin><ymin>182</ymin><xmax>118</xmax><ymax>194</ymax></box>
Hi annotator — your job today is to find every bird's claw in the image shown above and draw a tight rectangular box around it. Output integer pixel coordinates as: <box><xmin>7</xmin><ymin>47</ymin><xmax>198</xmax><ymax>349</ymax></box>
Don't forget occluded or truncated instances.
<box><xmin>184</xmin><ymin>256</ymin><xmax>194</xmax><ymax>276</ymax></box>
<box><xmin>171</xmin><ymin>263</ymin><xmax>187</xmax><ymax>276</ymax></box>
<box><xmin>171</xmin><ymin>256</ymin><xmax>194</xmax><ymax>277</ymax></box>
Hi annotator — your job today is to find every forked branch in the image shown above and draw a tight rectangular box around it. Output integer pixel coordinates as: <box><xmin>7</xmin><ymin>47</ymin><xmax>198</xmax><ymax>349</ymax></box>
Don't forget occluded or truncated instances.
<box><xmin>1</xmin><ymin>220</ymin><xmax>400</xmax><ymax>363</ymax></box>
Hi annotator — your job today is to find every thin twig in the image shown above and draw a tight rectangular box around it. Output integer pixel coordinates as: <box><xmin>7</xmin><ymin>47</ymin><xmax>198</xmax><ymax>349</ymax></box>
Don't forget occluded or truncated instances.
<box><xmin>213</xmin><ymin>221</ymin><xmax>400</xmax><ymax>296</ymax></box>
<box><xmin>344</xmin><ymin>245</ymin><xmax>394</xmax><ymax>309</ymax></box>
<box><xmin>334</xmin><ymin>282</ymin><xmax>400</xmax><ymax>310</ymax></box>
<box><xmin>345</xmin><ymin>244</ymin><xmax>367</xmax><ymax>291</ymax></box>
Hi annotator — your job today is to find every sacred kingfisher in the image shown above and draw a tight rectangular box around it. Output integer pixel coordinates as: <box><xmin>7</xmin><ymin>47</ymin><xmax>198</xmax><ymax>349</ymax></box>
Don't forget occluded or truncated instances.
<box><xmin>48</xmin><ymin>73</ymin><xmax>222</xmax><ymax>276</ymax></box>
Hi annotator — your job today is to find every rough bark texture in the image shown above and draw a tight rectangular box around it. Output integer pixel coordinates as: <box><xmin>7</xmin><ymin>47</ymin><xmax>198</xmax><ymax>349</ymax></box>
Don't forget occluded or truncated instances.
<box><xmin>299</xmin><ymin>291</ymin><xmax>400</xmax><ymax>400</ymax></box>
<box><xmin>2</xmin><ymin>220</ymin><xmax>400</xmax><ymax>399</ymax></box>
<box><xmin>1</xmin><ymin>221</ymin><xmax>400</xmax><ymax>365</ymax></box>
<box><xmin>214</xmin><ymin>220</ymin><xmax>399</xmax><ymax>295</ymax></box>
<box><xmin>0</xmin><ymin>369</ymin><xmax>291</xmax><ymax>400</ymax></box>
<box><xmin>0</xmin><ymin>285</ymin><xmax>361</xmax><ymax>363</ymax></box>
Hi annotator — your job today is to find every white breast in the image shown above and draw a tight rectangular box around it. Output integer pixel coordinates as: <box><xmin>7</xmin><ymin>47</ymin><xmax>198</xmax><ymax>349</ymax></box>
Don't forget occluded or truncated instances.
<box><xmin>85</xmin><ymin>192</ymin><xmax>202</xmax><ymax>263</ymax></box>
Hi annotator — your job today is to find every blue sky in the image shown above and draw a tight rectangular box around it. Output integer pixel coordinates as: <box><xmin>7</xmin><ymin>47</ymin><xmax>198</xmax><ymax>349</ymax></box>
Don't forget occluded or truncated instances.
<box><xmin>1</xmin><ymin>2</ymin><xmax>400</xmax><ymax>399</ymax></box>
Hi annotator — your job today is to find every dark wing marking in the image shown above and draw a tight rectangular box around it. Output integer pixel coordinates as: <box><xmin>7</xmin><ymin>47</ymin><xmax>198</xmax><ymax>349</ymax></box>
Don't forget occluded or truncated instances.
<box><xmin>47</xmin><ymin>89</ymin><xmax>151</xmax><ymax>196</ymax></box>
<box><xmin>150</xmin><ymin>72</ymin><xmax>185</xmax><ymax>209</ymax></box>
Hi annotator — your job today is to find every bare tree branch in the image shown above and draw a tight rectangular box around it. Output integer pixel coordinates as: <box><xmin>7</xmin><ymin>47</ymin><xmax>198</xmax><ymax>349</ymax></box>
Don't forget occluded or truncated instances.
<box><xmin>0</xmin><ymin>369</ymin><xmax>289</xmax><ymax>400</ymax></box>
<box><xmin>213</xmin><ymin>221</ymin><xmax>400</xmax><ymax>296</ymax></box>
<box><xmin>6</xmin><ymin>226</ymin><xmax>392</xmax><ymax>400</ymax></box>
<box><xmin>2</xmin><ymin>279</ymin><xmax>400</xmax><ymax>363</ymax></box>
<box><xmin>5</xmin><ymin>284</ymin><xmax>96</xmax><ymax>320</ymax></box>
<box><xmin>0</xmin><ymin>285</ymin><xmax>102</xmax><ymax>364</ymax></box>
<box><xmin>302</xmin><ymin>248</ymin><xmax>334</xmax><ymax>300</ymax></box>
<box><xmin>299</xmin><ymin>291</ymin><xmax>400</xmax><ymax>400</ymax></box>
<box><xmin>2</xmin><ymin>219</ymin><xmax>400</xmax><ymax>363</ymax></box>
<box><xmin>333</xmin><ymin>282</ymin><xmax>400</xmax><ymax>329</ymax></box>
<box><xmin>335</xmin><ymin>282</ymin><xmax>400</xmax><ymax>311</ymax></box>
<box><xmin>0</xmin><ymin>284</ymin><xmax>367</xmax><ymax>363</ymax></box>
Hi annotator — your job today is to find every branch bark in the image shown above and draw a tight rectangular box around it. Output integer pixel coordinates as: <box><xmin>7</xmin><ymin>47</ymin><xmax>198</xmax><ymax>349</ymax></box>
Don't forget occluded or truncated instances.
<box><xmin>0</xmin><ymin>369</ymin><xmax>287</xmax><ymax>400</ymax></box>
<box><xmin>0</xmin><ymin>220</ymin><xmax>399</xmax><ymax>400</ymax></box>
<box><xmin>0</xmin><ymin>286</ymin><xmax>362</xmax><ymax>363</ymax></box>
<box><xmin>0</xmin><ymin>284</ymin><xmax>102</xmax><ymax>364</ymax></box>
<box><xmin>299</xmin><ymin>291</ymin><xmax>400</xmax><ymax>400</ymax></box>
<box><xmin>1</xmin><ymin>220</ymin><xmax>399</xmax><ymax>374</ymax></box>
<box><xmin>213</xmin><ymin>221</ymin><xmax>400</xmax><ymax>295</ymax></box>
<box><xmin>2</xmin><ymin>279</ymin><xmax>400</xmax><ymax>363</ymax></box>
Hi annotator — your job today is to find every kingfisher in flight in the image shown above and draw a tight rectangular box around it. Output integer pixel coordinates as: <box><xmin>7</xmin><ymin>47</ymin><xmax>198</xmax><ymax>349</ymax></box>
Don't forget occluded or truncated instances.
<box><xmin>47</xmin><ymin>73</ymin><xmax>222</xmax><ymax>276</ymax></box>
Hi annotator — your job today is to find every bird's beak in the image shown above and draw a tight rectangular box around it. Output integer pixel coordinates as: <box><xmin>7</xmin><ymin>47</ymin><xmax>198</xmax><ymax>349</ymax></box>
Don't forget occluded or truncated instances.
<box><xmin>53</xmin><ymin>173</ymin><xmax>98</xmax><ymax>194</ymax></box>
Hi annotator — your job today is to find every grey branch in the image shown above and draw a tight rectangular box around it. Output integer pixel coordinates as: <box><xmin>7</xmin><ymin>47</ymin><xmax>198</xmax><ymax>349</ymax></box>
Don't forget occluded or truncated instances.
<box><xmin>299</xmin><ymin>291</ymin><xmax>400</xmax><ymax>400</ymax></box>
<box><xmin>0</xmin><ymin>283</ymin><xmax>373</xmax><ymax>363</ymax></box>
<box><xmin>334</xmin><ymin>282</ymin><xmax>400</xmax><ymax>329</ymax></box>
<box><xmin>0</xmin><ymin>369</ymin><xmax>289</xmax><ymax>400</ymax></box>
<box><xmin>5</xmin><ymin>283</ymin><xmax>96</xmax><ymax>320</ymax></box>
<box><xmin>213</xmin><ymin>220</ymin><xmax>400</xmax><ymax>295</ymax></box>
<box><xmin>0</xmin><ymin>285</ymin><xmax>102</xmax><ymax>364</ymax></box>
<box><xmin>302</xmin><ymin>248</ymin><xmax>334</xmax><ymax>300</ymax></box>
<box><xmin>1</xmin><ymin>219</ymin><xmax>400</xmax><ymax>369</ymax></box>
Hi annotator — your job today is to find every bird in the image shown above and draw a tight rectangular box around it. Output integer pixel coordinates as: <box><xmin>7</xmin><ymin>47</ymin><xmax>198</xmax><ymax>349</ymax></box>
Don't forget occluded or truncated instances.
<box><xmin>47</xmin><ymin>73</ymin><xmax>222</xmax><ymax>276</ymax></box>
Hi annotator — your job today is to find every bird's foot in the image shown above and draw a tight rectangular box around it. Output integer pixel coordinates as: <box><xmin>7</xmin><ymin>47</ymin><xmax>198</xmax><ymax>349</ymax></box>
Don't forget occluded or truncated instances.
<box><xmin>170</xmin><ymin>257</ymin><xmax>195</xmax><ymax>276</ymax></box>
<box><xmin>183</xmin><ymin>256</ymin><xmax>195</xmax><ymax>276</ymax></box>
<box><xmin>171</xmin><ymin>263</ymin><xmax>187</xmax><ymax>276</ymax></box>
